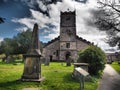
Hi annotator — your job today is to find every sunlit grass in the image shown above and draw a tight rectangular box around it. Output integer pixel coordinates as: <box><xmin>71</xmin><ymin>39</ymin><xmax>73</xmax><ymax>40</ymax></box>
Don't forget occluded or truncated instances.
<box><xmin>0</xmin><ymin>60</ymin><xmax>99</xmax><ymax>90</ymax></box>
<box><xmin>111</xmin><ymin>61</ymin><xmax>120</xmax><ymax>74</ymax></box>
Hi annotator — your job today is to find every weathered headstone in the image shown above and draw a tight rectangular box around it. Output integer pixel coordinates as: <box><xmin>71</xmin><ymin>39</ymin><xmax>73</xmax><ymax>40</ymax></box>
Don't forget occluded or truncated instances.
<box><xmin>66</xmin><ymin>58</ymin><xmax>71</xmax><ymax>66</ymax></box>
<box><xmin>66</xmin><ymin>52</ymin><xmax>71</xmax><ymax>66</ymax></box>
<box><xmin>6</xmin><ymin>56</ymin><xmax>14</xmax><ymax>63</ymax></box>
<box><xmin>75</xmin><ymin>67</ymin><xmax>89</xmax><ymax>90</ymax></box>
<box><xmin>72</xmin><ymin>63</ymin><xmax>90</xmax><ymax>82</ymax></box>
<box><xmin>73</xmin><ymin>63</ymin><xmax>89</xmax><ymax>72</ymax></box>
<box><xmin>44</xmin><ymin>58</ymin><xmax>50</xmax><ymax>66</ymax></box>
<box><xmin>21</xmin><ymin>23</ymin><xmax>44</xmax><ymax>81</ymax></box>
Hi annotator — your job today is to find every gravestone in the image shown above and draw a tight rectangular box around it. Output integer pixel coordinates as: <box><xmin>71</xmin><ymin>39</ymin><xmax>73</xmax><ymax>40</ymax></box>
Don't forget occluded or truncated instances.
<box><xmin>6</xmin><ymin>56</ymin><xmax>14</xmax><ymax>63</ymax></box>
<box><xmin>21</xmin><ymin>23</ymin><xmax>44</xmax><ymax>81</ymax></box>
<box><xmin>66</xmin><ymin>52</ymin><xmax>71</xmax><ymax>66</ymax></box>
<box><xmin>75</xmin><ymin>67</ymin><xmax>89</xmax><ymax>90</ymax></box>
<box><xmin>73</xmin><ymin>63</ymin><xmax>89</xmax><ymax>71</ymax></box>
<box><xmin>72</xmin><ymin>63</ymin><xmax>90</xmax><ymax>81</ymax></box>
<box><xmin>44</xmin><ymin>58</ymin><xmax>50</xmax><ymax>66</ymax></box>
<box><xmin>75</xmin><ymin>67</ymin><xmax>89</xmax><ymax>77</ymax></box>
<box><xmin>66</xmin><ymin>57</ymin><xmax>71</xmax><ymax>66</ymax></box>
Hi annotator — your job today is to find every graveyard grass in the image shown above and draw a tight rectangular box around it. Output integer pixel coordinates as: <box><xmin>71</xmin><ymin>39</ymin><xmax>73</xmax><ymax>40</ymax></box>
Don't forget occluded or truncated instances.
<box><xmin>0</xmin><ymin>60</ymin><xmax>99</xmax><ymax>90</ymax></box>
<box><xmin>111</xmin><ymin>61</ymin><xmax>120</xmax><ymax>74</ymax></box>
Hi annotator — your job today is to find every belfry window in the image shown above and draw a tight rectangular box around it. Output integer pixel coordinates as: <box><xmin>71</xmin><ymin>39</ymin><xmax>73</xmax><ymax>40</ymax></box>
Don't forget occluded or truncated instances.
<box><xmin>66</xmin><ymin>43</ymin><xmax>70</xmax><ymax>48</ymax></box>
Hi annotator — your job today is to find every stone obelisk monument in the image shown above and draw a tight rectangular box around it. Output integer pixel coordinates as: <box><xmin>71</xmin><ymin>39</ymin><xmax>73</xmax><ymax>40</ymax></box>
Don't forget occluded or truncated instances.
<box><xmin>21</xmin><ymin>23</ymin><xmax>44</xmax><ymax>81</ymax></box>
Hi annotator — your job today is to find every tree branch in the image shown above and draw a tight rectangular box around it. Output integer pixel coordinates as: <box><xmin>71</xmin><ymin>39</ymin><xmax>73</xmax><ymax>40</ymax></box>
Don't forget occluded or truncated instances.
<box><xmin>98</xmin><ymin>1</ymin><xmax>120</xmax><ymax>13</ymax></box>
<box><xmin>98</xmin><ymin>18</ymin><xmax>120</xmax><ymax>32</ymax></box>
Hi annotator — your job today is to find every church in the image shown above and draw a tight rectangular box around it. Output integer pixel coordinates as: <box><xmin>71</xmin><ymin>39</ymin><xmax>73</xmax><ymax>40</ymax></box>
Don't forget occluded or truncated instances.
<box><xmin>42</xmin><ymin>11</ymin><xmax>93</xmax><ymax>62</ymax></box>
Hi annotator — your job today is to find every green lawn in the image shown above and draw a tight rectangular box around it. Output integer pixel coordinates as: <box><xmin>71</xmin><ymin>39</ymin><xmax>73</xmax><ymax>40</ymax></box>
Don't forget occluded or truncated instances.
<box><xmin>111</xmin><ymin>62</ymin><xmax>120</xmax><ymax>74</ymax></box>
<box><xmin>0</xmin><ymin>61</ymin><xmax>99</xmax><ymax>90</ymax></box>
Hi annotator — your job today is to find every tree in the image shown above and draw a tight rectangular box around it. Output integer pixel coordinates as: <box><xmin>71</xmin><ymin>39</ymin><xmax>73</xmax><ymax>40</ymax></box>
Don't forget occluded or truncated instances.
<box><xmin>0</xmin><ymin>38</ymin><xmax>15</xmax><ymax>58</ymax></box>
<box><xmin>77</xmin><ymin>46</ymin><xmax>106</xmax><ymax>75</ymax></box>
<box><xmin>0</xmin><ymin>30</ymin><xmax>32</xmax><ymax>57</ymax></box>
<box><xmin>88</xmin><ymin>0</ymin><xmax>120</xmax><ymax>48</ymax></box>
<box><xmin>13</xmin><ymin>30</ymin><xmax>32</xmax><ymax>54</ymax></box>
<box><xmin>0</xmin><ymin>30</ymin><xmax>45</xmax><ymax>56</ymax></box>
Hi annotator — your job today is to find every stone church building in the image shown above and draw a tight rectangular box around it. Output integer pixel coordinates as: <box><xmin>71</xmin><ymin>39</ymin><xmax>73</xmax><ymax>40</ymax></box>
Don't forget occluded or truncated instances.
<box><xmin>42</xmin><ymin>11</ymin><xmax>92</xmax><ymax>62</ymax></box>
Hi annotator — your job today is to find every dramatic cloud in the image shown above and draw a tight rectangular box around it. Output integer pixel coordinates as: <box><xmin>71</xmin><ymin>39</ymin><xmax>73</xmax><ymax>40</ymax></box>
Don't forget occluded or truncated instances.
<box><xmin>11</xmin><ymin>0</ymin><xmax>118</xmax><ymax>52</ymax></box>
<box><xmin>12</xmin><ymin>0</ymin><xmax>96</xmax><ymax>36</ymax></box>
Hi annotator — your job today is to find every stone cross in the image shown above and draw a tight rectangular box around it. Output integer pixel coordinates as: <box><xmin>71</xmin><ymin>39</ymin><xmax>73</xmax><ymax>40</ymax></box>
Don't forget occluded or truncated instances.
<box><xmin>21</xmin><ymin>23</ymin><xmax>44</xmax><ymax>81</ymax></box>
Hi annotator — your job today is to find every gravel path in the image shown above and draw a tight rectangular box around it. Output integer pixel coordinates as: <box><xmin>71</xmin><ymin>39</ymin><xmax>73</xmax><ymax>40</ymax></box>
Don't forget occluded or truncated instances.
<box><xmin>97</xmin><ymin>64</ymin><xmax>120</xmax><ymax>90</ymax></box>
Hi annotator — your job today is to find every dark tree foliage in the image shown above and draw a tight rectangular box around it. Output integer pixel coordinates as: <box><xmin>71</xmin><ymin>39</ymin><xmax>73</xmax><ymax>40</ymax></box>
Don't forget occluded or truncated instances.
<box><xmin>87</xmin><ymin>0</ymin><xmax>120</xmax><ymax>48</ymax></box>
<box><xmin>77</xmin><ymin>46</ymin><xmax>106</xmax><ymax>75</ymax></box>
<box><xmin>0</xmin><ymin>38</ymin><xmax>15</xmax><ymax>56</ymax></box>
<box><xmin>13</xmin><ymin>30</ymin><xmax>32</xmax><ymax>54</ymax></box>
<box><xmin>0</xmin><ymin>30</ymin><xmax>45</xmax><ymax>57</ymax></box>
<box><xmin>0</xmin><ymin>17</ymin><xmax>5</xmax><ymax>23</ymax></box>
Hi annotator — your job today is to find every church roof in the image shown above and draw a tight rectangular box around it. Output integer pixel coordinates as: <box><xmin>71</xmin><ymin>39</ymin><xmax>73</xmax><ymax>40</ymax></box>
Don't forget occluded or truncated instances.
<box><xmin>44</xmin><ymin>35</ymin><xmax>93</xmax><ymax>47</ymax></box>
<box><xmin>44</xmin><ymin>36</ymin><xmax>60</xmax><ymax>47</ymax></box>
<box><xmin>76</xmin><ymin>35</ymin><xmax>93</xmax><ymax>45</ymax></box>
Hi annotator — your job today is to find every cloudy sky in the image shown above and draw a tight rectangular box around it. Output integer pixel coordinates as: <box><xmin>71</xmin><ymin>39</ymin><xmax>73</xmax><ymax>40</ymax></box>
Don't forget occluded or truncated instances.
<box><xmin>0</xmin><ymin>0</ymin><xmax>119</xmax><ymax>52</ymax></box>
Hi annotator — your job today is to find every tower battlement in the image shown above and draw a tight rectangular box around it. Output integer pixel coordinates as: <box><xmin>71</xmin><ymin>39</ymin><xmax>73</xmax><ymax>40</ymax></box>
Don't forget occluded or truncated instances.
<box><xmin>60</xmin><ymin>10</ymin><xmax>76</xmax><ymax>15</ymax></box>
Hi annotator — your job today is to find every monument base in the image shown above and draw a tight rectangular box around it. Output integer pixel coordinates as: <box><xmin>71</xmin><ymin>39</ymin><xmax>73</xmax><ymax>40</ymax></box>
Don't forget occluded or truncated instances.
<box><xmin>19</xmin><ymin>77</ymin><xmax>45</xmax><ymax>82</ymax></box>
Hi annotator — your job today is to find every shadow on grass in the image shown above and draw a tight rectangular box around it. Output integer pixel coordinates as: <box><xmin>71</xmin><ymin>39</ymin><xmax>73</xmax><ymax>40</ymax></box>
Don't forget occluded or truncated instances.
<box><xmin>14</xmin><ymin>60</ymin><xmax>23</xmax><ymax>64</ymax></box>
<box><xmin>41</xmin><ymin>73</ymin><xmax>79</xmax><ymax>90</ymax></box>
<box><xmin>63</xmin><ymin>73</ymin><xmax>78</xmax><ymax>83</ymax></box>
<box><xmin>0</xmin><ymin>80</ymin><xmax>40</xmax><ymax>90</ymax></box>
<box><xmin>0</xmin><ymin>80</ymin><xmax>20</xmax><ymax>87</ymax></box>
<box><xmin>0</xmin><ymin>60</ymin><xmax>23</xmax><ymax>65</ymax></box>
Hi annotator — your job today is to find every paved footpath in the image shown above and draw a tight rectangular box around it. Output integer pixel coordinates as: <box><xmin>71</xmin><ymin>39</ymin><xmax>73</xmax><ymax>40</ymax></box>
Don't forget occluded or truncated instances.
<box><xmin>97</xmin><ymin>64</ymin><xmax>120</xmax><ymax>90</ymax></box>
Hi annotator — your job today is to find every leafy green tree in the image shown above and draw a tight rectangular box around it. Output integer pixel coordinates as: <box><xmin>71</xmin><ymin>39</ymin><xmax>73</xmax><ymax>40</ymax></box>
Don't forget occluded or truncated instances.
<box><xmin>77</xmin><ymin>46</ymin><xmax>106</xmax><ymax>75</ymax></box>
<box><xmin>0</xmin><ymin>30</ymin><xmax>32</xmax><ymax>57</ymax></box>
<box><xmin>0</xmin><ymin>29</ymin><xmax>45</xmax><ymax>56</ymax></box>
<box><xmin>13</xmin><ymin>30</ymin><xmax>32</xmax><ymax>54</ymax></box>
<box><xmin>0</xmin><ymin>42</ymin><xmax>4</xmax><ymax>54</ymax></box>
<box><xmin>0</xmin><ymin>38</ymin><xmax>15</xmax><ymax>58</ymax></box>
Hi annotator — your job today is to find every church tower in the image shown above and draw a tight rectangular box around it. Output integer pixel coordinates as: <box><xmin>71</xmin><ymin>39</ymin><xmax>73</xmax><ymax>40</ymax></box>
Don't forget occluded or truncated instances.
<box><xmin>42</xmin><ymin>10</ymin><xmax>91</xmax><ymax>63</ymax></box>
<box><xmin>59</xmin><ymin>11</ymin><xmax>77</xmax><ymax>61</ymax></box>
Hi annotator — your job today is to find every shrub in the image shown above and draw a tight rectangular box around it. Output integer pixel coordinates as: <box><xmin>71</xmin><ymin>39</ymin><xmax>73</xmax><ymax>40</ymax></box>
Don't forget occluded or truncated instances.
<box><xmin>77</xmin><ymin>46</ymin><xmax>106</xmax><ymax>75</ymax></box>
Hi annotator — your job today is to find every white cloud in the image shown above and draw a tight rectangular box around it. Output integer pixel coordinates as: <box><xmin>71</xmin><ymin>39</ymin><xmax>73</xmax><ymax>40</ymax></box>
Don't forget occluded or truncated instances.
<box><xmin>15</xmin><ymin>27</ymin><xmax>29</xmax><ymax>32</ymax></box>
<box><xmin>12</xmin><ymin>18</ymin><xmax>36</xmax><ymax>29</ymax></box>
<box><xmin>12</xmin><ymin>0</ymin><xmax>116</xmax><ymax>52</ymax></box>
<box><xmin>44</xmin><ymin>33</ymin><xmax>59</xmax><ymax>39</ymax></box>
<box><xmin>37</xmin><ymin>0</ymin><xmax>47</xmax><ymax>12</ymax></box>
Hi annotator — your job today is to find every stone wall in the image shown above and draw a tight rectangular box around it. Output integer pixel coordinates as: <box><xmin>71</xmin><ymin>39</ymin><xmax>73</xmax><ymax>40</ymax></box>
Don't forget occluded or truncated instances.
<box><xmin>60</xmin><ymin>41</ymin><xmax>76</xmax><ymax>50</ymax></box>
<box><xmin>42</xmin><ymin>38</ymin><xmax>90</xmax><ymax>62</ymax></box>
<box><xmin>60</xmin><ymin>27</ymin><xmax>76</xmax><ymax>41</ymax></box>
<box><xmin>42</xmin><ymin>11</ymin><xmax>91</xmax><ymax>62</ymax></box>
<box><xmin>59</xmin><ymin>50</ymin><xmax>77</xmax><ymax>62</ymax></box>
<box><xmin>76</xmin><ymin>39</ymin><xmax>89</xmax><ymax>51</ymax></box>
<box><xmin>42</xmin><ymin>40</ymin><xmax>59</xmax><ymax>61</ymax></box>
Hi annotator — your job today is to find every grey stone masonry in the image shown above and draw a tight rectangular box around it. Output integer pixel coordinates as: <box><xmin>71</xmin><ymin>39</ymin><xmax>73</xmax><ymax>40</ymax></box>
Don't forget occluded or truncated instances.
<box><xmin>21</xmin><ymin>23</ymin><xmax>44</xmax><ymax>82</ymax></box>
<box><xmin>42</xmin><ymin>11</ymin><xmax>93</xmax><ymax>63</ymax></box>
